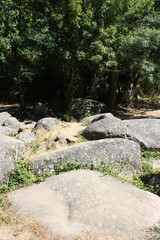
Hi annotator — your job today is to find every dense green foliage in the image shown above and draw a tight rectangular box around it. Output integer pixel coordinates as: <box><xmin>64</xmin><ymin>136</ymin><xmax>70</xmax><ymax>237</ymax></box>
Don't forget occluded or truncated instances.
<box><xmin>0</xmin><ymin>0</ymin><xmax>159</xmax><ymax>110</ymax></box>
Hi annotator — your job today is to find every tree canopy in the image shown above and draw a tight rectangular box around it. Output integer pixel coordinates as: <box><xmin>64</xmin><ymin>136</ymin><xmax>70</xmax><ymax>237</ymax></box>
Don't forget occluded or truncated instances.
<box><xmin>0</xmin><ymin>0</ymin><xmax>159</xmax><ymax>110</ymax></box>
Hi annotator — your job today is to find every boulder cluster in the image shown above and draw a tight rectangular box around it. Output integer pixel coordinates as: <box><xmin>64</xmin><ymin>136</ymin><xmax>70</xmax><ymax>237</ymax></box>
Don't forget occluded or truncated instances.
<box><xmin>0</xmin><ymin>110</ymin><xmax>160</xmax><ymax>240</ymax></box>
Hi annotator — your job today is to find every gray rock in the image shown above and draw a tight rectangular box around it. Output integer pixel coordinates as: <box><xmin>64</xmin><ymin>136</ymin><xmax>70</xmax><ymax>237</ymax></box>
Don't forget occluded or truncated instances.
<box><xmin>32</xmin><ymin>102</ymin><xmax>49</xmax><ymax>120</ymax></box>
<box><xmin>16</xmin><ymin>131</ymin><xmax>36</xmax><ymax>144</ymax></box>
<box><xmin>54</xmin><ymin>133</ymin><xmax>66</xmax><ymax>143</ymax></box>
<box><xmin>30</xmin><ymin>138</ymin><xmax>141</xmax><ymax>176</ymax></box>
<box><xmin>3</xmin><ymin>117</ymin><xmax>21</xmax><ymax>133</ymax></box>
<box><xmin>150</xmin><ymin>160</ymin><xmax>160</xmax><ymax>170</ymax></box>
<box><xmin>0</xmin><ymin>135</ymin><xmax>25</xmax><ymax>185</ymax></box>
<box><xmin>123</xmin><ymin>119</ymin><xmax>160</xmax><ymax>148</ymax></box>
<box><xmin>81</xmin><ymin>113</ymin><xmax>114</xmax><ymax>125</ymax></box>
<box><xmin>35</xmin><ymin>117</ymin><xmax>57</xmax><ymax>131</ymax></box>
<box><xmin>66</xmin><ymin>136</ymin><xmax>77</xmax><ymax>144</ymax></box>
<box><xmin>8</xmin><ymin>170</ymin><xmax>160</xmax><ymax>240</ymax></box>
<box><xmin>68</xmin><ymin>98</ymin><xmax>107</xmax><ymax>120</ymax></box>
<box><xmin>81</xmin><ymin>117</ymin><xmax>130</xmax><ymax>140</ymax></box>
<box><xmin>19</xmin><ymin>121</ymin><xmax>36</xmax><ymax>131</ymax></box>
<box><xmin>0</xmin><ymin>112</ymin><xmax>11</xmax><ymax>125</ymax></box>
<box><xmin>0</xmin><ymin>125</ymin><xmax>17</xmax><ymax>136</ymax></box>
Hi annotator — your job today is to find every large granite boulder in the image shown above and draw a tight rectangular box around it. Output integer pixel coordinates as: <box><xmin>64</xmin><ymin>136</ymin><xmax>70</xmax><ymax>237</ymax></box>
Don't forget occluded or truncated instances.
<box><xmin>31</xmin><ymin>102</ymin><xmax>51</xmax><ymax>121</ymax></box>
<box><xmin>0</xmin><ymin>135</ymin><xmax>25</xmax><ymax>185</ymax></box>
<box><xmin>0</xmin><ymin>125</ymin><xmax>17</xmax><ymax>136</ymax></box>
<box><xmin>35</xmin><ymin>117</ymin><xmax>57</xmax><ymax>131</ymax></box>
<box><xmin>81</xmin><ymin>116</ymin><xmax>130</xmax><ymax>140</ymax></box>
<box><xmin>0</xmin><ymin>112</ymin><xmax>21</xmax><ymax>135</ymax></box>
<box><xmin>30</xmin><ymin>138</ymin><xmax>141</xmax><ymax>176</ymax></box>
<box><xmin>0</xmin><ymin>112</ymin><xmax>11</xmax><ymax>125</ymax></box>
<box><xmin>68</xmin><ymin>98</ymin><xmax>107</xmax><ymax>120</ymax></box>
<box><xmin>8</xmin><ymin>170</ymin><xmax>160</xmax><ymax>240</ymax></box>
<box><xmin>81</xmin><ymin>113</ymin><xmax>114</xmax><ymax>125</ymax></box>
<box><xmin>123</xmin><ymin>119</ymin><xmax>160</xmax><ymax>148</ymax></box>
<box><xmin>3</xmin><ymin>117</ymin><xmax>21</xmax><ymax>133</ymax></box>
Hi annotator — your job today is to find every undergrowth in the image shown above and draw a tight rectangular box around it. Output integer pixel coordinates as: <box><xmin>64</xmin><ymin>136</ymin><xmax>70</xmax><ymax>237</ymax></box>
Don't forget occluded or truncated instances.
<box><xmin>146</xmin><ymin>224</ymin><xmax>160</xmax><ymax>240</ymax></box>
<box><xmin>0</xmin><ymin>196</ymin><xmax>18</xmax><ymax>225</ymax></box>
<box><xmin>0</xmin><ymin>150</ymin><xmax>160</xmax><ymax>196</ymax></box>
<box><xmin>130</xmin><ymin>150</ymin><xmax>160</xmax><ymax>196</ymax></box>
<box><xmin>0</xmin><ymin>158</ymin><xmax>52</xmax><ymax>193</ymax></box>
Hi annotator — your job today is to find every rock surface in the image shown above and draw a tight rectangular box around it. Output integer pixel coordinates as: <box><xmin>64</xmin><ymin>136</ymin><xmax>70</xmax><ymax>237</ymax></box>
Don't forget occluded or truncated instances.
<box><xmin>8</xmin><ymin>170</ymin><xmax>160</xmax><ymax>240</ymax></box>
<box><xmin>35</xmin><ymin>117</ymin><xmax>57</xmax><ymax>131</ymax></box>
<box><xmin>0</xmin><ymin>125</ymin><xmax>17</xmax><ymax>136</ymax></box>
<box><xmin>151</xmin><ymin>160</ymin><xmax>160</xmax><ymax>170</ymax></box>
<box><xmin>0</xmin><ymin>112</ymin><xmax>20</xmax><ymax>135</ymax></box>
<box><xmin>80</xmin><ymin>113</ymin><xmax>115</xmax><ymax>125</ymax></box>
<box><xmin>32</xmin><ymin>102</ymin><xmax>49</xmax><ymax>120</ymax></box>
<box><xmin>68</xmin><ymin>98</ymin><xmax>107</xmax><ymax>119</ymax></box>
<box><xmin>3</xmin><ymin>117</ymin><xmax>21</xmax><ymax>134</ymax></box>
<box><xmin>123</xmin><ymin>119</ymin><xmax>160</xmax><ymax>148</ymax></box>
<box><xmin>0</xmin><ymin>112</ymin><xmax>11</xmax><ymax>125</ymax></box>
<box><xmin>0</xmin><ymin>135</ymin><xmax>25</xmax><ymax>185</ymax></box>
<box><xmin>30</xmin><ymin>138</ymin><xmax>141</xmax><ymax>176</ymax></box>
<box><xmin>81</xmin><ymin>116</ymin><xmax>130</xmax><ymax>140</ymax></box>
<box><xmin>16</xmin><ymin>131</ymin><xmax>36</xmax><ymax>144</ymax></box>
<box><xmin>19</xmin><ymin>121</ymin><xmax>36</xmax><ymax>131</ymax></box>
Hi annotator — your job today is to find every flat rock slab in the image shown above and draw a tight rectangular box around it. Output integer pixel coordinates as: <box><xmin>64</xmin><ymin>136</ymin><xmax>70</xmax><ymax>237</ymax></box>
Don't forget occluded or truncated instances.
<box><xmin>123</xmin><ymin>119</ymin><xmax>160</xmax><ymax>148</ymax></box>
<box><xmin>8</xmin><ymin>170</ymin><xmax>160</xmax><ymax>240</ymax></box>
<box><xmin>30</xmin><ymin>138</ymin><xmax>141</xmax><ymax>176</ymax></box>
<box><xmin>0</xmin><ymin>135</ymin><xmax>25</xmax><ymax>185</ymax></box>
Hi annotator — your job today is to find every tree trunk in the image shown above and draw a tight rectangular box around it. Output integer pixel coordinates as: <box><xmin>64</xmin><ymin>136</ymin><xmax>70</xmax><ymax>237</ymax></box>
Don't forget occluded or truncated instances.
<box><xmin>107</xmin><ymin>74</ymin><xmax>118</xmax><ymax>110</ymax></box>
<box><xmin>64</xmin><ymin>58</ymin><xmax>75</xmax><ymax>109</ymax></box>
<box><xmin>13</xmin><ymin>44</ymin><xmax>25</xmax><ymax>110</ymax></box>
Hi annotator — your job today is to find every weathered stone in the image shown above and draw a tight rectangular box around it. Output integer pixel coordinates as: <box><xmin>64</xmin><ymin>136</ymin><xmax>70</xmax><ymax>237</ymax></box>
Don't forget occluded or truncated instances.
<box><xmin>19</xmin><ymin>121</ymin><xmax>36</xmax><ymax>131</ymax></box>
<box><xmin>8</xmin><ymin>170</ymin><xmax>160</xmax><ymax>240</ymax></box>
<box><xmin>32</xmin><ymin>102</ymin><xmax>49</xmax><ymax>120</ymax></box>
<box><xmin>81</xmin><ymin>113</ymin><xmax>114</xmax><ymax>125</ymax></box>
<box><xmin>68</xmin><ymin>98</ymin><xmax>107</xmax><ymax>120</ymax></box>
<box><xmin>35</xmin><ymin>117</ymin><xmax>57</xmax><ymax>131</ymax></box>
<box><xmin>66</xmin><ymin>136</ymin><xmax>77</xmax><ymax>144</ymax></box>
<box><xmin>0</xmin><ymin>112</ymin><xmax>11</xmax><ymax>125</ymax></box>
<box><xmin>0</xmin><ymin>126</ymin><xmax>17</xmax><ymax>136</ymax></box>
<box><xmin>0</xmin><ymin>135</ymin><xmax>25</xmax><ymax>185</ymax></box>
<box><xmin>16</xmin><ymin>131</ymin><xmax>36</xmax><ymax>144</ymax></box>
<box><xmin>3</xmin><ymin>117</ymin><xmax>21</xmax><ymax>134</ymax></box>
<box><xmin>123</xmin><ymin>119</ymin><xmax>160</xmax><ymax>148</ymax></box>
<box><xmin>54</xmin><ymin>133</ymin><xmax>66</xmax><ymax>143</ymax></box>
<box><xmin>30</xmin><ymin>138</ymin><xmax>141</xmax><ymax>176</ymax></box>
<box><xmin>81</xmin><ymin>117</ymin><xmax>130</xmax><ymax>140</ymax></box>
<box><xmin>150</xmin><ymin>160</ymin><xmax>160</xmax><ymax>170</ymax></box>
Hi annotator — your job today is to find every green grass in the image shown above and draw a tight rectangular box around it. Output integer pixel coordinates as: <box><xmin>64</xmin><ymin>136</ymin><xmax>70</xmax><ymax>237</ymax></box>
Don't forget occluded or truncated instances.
<box><xmin>0</xmin><ymin>196</ymin><xmax>18</xmax><ymax>225</ymax></box>
<box><xmin>130</xmin><ymin>150</ymin><xmax>160</xmax><ymax>196</ymax></box>
<box><xmin>141</xmin><ymin>150</ymin><xmax>160</xmax><ymax>161</ymax></box>
<box><xmin>0</xmin><ymin>150</ymin><xmax>160</xmax><ymax>196</ymax></box>
<box><xmin>0</xmin><ymin>158</ymin><xmax>52</xmax><ymax>193</ymax></box>
<box><xmin>146</xmin><ymin>225</ymin><xmax>160</xmax><ymax>240</ymax></box>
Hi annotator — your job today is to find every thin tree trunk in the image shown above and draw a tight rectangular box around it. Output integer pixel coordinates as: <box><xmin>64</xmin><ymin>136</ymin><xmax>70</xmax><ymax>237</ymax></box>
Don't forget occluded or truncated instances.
<box><xmin>107</xmin><ymin>74</ymin><xmax>118</xmax><ymax>110</ymax></box>
<box><xmin>64</xmin><ymin>58</ymin><xmax>75</xmax><ymax>108</ymax></box>
<box><xmin>14</xmin><ymin>44</ymin><xmax>25</xmax><ymax>110</ymax></box>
